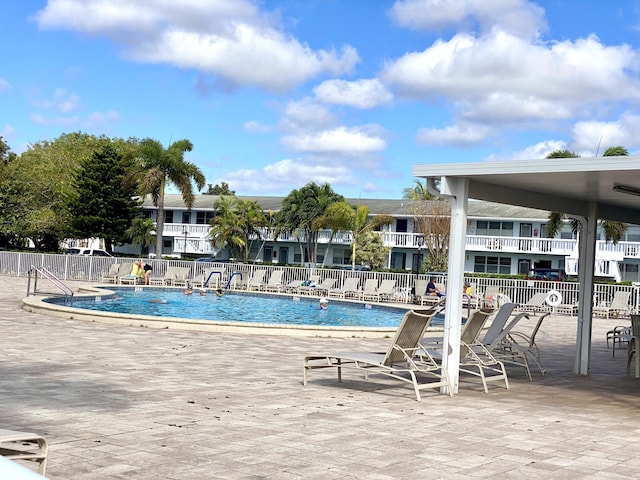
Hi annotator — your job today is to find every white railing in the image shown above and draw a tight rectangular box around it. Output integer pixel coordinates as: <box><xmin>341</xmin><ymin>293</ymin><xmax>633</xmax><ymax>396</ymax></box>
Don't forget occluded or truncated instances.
<box><xmin>4</xmin><ymin>251</ymin><xmax>640</xmax><ymax>314</ymax></box>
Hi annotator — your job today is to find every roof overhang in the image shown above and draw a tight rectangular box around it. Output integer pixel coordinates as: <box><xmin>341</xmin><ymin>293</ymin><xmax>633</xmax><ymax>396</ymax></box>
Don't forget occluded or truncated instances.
<box><xmin>413</xmin><ymin>155</ymin><xmax>640</xmax><ymax>224</ymax></box>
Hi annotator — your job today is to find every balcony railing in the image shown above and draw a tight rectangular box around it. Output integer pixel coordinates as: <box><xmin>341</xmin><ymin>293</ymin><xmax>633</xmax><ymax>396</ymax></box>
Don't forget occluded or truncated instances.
<box><xmin>166</xmin><ymin>223</ymin><xmax>640</xmax><ymax>261</ymax></box>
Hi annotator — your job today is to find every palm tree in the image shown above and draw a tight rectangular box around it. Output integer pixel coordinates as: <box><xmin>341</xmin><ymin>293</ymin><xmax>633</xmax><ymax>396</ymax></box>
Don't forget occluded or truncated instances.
<box><xmin>403</xmin><ymin>179</ymin><xmax>433</xmax><ymax>200</ymax></box>
<box><xmin>209</xmin><ymin>196</ymin><xmax>267</xmax><ymax>263</ymax></box>
<box><xmin>546</xmin><ymin>148</ymin><xmax>627</xmax><ymax>243</ymax></box>
<box><xmin>316</xmin><ymin>201</ymin><xmax>393</xmax><ymax>270</ymax></box>
<box><xmin>125</xmin><ymin>217</ymin><xmax>155</xmax><ymax>256</ymax></box>
<box><xmin>273</xmin><ymin>183</ymin><xmax>344</xmax><ymax>266</ymax></box>
<box><xmin>133</xmin><ymin>139</ymin><xmax>205</xmax><ymax>257</ymax></box>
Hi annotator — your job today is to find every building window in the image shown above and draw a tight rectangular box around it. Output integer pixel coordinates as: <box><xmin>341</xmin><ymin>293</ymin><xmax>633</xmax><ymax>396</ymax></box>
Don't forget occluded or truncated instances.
<box><xmin>474</xmin><ymin>255</ymin><xmax>511</xmax><ymax>274</ymax></box>
<box><xmin>165</xmin><ymin>211</ymin><xmax>173</xmax><ymax>223</ymax></box>
<box><xmin>396</xmin><ymin>218</ymin><xmax>408</xmax><ymax>233</ymax></box>
<box><xmin>476</xmin><ymin>221</ymin><xmax>513</xmax><ymax>237</ymax></box>
<box><xmin>332</xmin><ymin>249</ymin><xmax>351</xmax><ymax>265</ymax></box>
<box><xmin>196</xmin><ymin>212</ymin><xmax>214</xmax><ymax>224</ymax></box>
<box><xmin>182</xmin><ymin>212</ymin><xmax>191</xmax><ymax>224</ymax></box>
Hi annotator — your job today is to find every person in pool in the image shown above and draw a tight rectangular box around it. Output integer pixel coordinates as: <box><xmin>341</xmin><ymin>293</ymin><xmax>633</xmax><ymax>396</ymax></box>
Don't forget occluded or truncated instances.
<box><xmin>184</xmin><ymin>284</ymin><xmax>193</xmax><ymax>295</ymax></box>
<box><xmin>318</xmin><ymin>298</ymin><xmax>328</xmax><ymax>310</ymax></box>
<box><xmin>215</xmin><ymin>288</ymin><xmax>224</xmax><ymax>296</ymax></box>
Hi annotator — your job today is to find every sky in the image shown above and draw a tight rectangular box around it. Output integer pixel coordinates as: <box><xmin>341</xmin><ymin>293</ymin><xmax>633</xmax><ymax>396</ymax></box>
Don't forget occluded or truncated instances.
<box><xmin>3</xmin><ymin>1</ymin><xmax>640</xmax><ymax>200</ymax></box>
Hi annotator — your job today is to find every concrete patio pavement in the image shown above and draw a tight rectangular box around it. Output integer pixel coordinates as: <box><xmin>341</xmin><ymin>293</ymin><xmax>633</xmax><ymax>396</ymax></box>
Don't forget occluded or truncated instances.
<box><xmin>2</xmin><ymin>276</ymin><xmax>640</xmax><ymax>479</ymax></box>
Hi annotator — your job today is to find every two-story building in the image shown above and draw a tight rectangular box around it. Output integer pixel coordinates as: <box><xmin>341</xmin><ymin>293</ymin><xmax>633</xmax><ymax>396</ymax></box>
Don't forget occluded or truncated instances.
<box><xmin>112</xmin><ymin>194</ymin><xmax>640</xmax><ymax>282</ymax></box>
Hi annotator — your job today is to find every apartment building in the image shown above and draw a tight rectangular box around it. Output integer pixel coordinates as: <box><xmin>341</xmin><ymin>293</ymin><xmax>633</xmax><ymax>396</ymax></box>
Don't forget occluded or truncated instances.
<box><xmin>113</xmin><ymin>194</ymin><xmax>640</xmax><ymax>282</ymax></box>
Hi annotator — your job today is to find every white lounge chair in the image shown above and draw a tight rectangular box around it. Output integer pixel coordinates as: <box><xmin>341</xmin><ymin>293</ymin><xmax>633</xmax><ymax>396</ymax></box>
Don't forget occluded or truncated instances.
<box><xmin>311</xmin><ymin>278</ymin><xmax>337</xmax><ymax>296</ymax></box>
<box><xmin>247</xmin><ymin>269</ymin><xmax>267</xmax><ymax>291</ymax></box>
<box><xmin>100</xmin><ymin>263</ymin><xmax>120</xmax><ymax>283</ymax></box>
<box><xmin>518</xmin><ymin>292</ymin><xmax>550</xmax><ymax>313</ymax></box>
<box><xmin>304</xmin><ymin>309</ymin><xmax>452</xmax><ymax>401</ymax></box>
<box><xmin>0</xmin><ymin>428</ymin><xmax>48</xmax><ymax>476</ymax></box>
<box><xmin>262</xmin><ymin>270</ymin><xmax>285</xmax><ymax>292</ymax></box>
<box><xmin>594</xmin><ymin>291</ymin><xmax>631</xmax><ymax>319</ymax></box>
<box><xmin>328</xmin><ymin>277</ymin><xmax>361</xmax><ymax>298</ymax></box>
<box><xmin>361</xmin><ymin>279</ymin><xmax>379</xmax><ymax>301</ymax></box>
<box><xmin>296</xmin><ymin>275</ymin><xmax>321</xmax><ymax>295</ymax></box>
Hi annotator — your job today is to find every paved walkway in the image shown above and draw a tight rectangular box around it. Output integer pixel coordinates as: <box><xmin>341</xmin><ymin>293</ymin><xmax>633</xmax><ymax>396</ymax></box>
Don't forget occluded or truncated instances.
<box><xmin>2</xmin><ymin>276</ymin><xmax>640</xmax><ymax>479</ymax></box>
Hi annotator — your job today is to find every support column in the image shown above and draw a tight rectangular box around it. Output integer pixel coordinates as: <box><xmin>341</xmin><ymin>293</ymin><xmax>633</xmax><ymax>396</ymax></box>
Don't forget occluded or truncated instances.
<box><xmin>437</xmin><ymin>177</ymin><xmax>468</xmax><ymax>395</ymax></box>
<box><xmin>574</xmin><ymin>203</ymin><xmax>597</xmax><ymax>375</ymax></box>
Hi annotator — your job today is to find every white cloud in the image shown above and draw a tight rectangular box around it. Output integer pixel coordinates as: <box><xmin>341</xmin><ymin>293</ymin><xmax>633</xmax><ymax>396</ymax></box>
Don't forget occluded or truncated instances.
<box><xmin>1</xmin><ymin>124</ymin><xmax>17</xmax><ymax>140</ymax></box>
<box><xmin>487</xmin><ymin>140</ymin><xmax>568</xmax><ymax>161</ymax></box>
<box><xmin>33</xmin><ymin>88</ymin><xmax>81</xmax><ymax>113</ymax></box>
<box><xmin>281</xmin><ymin>126</ymin><xmax>386</xmax><ymax>154</ymax></box>
<box><xmin>416</xmin><ymin>122</ymin><xmax>492</xmax><ymax>146</ymax></box>
<box><xmin>217</xmin><ymin>158</ymin><xmax>354</xmax><ymax>194</ymax></box>
<box><xmin>30</xmin><ymin>110</ymin><xmax>119</xmax><ymax>129</ymax></box>
<box><xmin>243</xmin><ymin>120</ymin><xmax>272</xmax><ymax>133</ymax></box>
<box><xmin>571</xmin><ymin>113</ymin><xmax>640</xmax><ymax>154</ymax></box>
<box><xmin>83</xmin><ymin>110</ymin><xmax>120</xmax><ymax>128</ymax></box>
<box><xmin>388</xmin><ymin>0</ymin><xmax>546</xmax><ymax>40</ymax></box>
<box><xmin>313</xmin><ymin>78</ymin><xmax>393</xmax><ymax>109</ymax></box>
<box><xmin>35</xmin><ymin>0</ymin><xmax>360</xmax><ymax>93</ymax></box>
<box><xmin>279</xmin><ymin>98</ymin><xmax>338</xmax><ymax>133</ymax></box>
<box><xmin>0</xmin><ymin>78</ymin><xmax>10</xmax><ymax>92</ymax></box>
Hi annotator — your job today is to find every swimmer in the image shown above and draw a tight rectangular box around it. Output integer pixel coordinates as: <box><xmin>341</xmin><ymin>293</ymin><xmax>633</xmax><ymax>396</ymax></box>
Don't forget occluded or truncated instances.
<box><xmin>149</xmin><ymin>299</ymin><xmax>168</xmax><ymax>304</ymax></box>
<box><xmin>215</xmin><ymin>288</ymin><xmax>224</xmax><ymax>296</ymax></box>
<box><xmin>319</xmin><ymin>297</ymin><xmax>329</xmax><ymax>310</ymax></box>
<box><xmin>199</xmin><ymin>288</ymin><xmax>207</xmax><ymax>296</ymax></box>
<box><xmin>184</xmin><ymin>284</ymin><xmax>193</xmax><ymax>295</ymax></box>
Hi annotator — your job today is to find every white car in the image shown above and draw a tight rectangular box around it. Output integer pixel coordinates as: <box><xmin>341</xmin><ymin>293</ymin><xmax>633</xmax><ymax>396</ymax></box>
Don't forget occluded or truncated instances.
<box><xmin>65</xmin><ymin>248</ymin><xmax>112</xmax><ymax>257</ymax></box>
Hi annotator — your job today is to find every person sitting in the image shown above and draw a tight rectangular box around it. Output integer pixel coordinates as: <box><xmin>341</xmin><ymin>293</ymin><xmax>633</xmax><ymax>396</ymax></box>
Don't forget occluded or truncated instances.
<box><xmin>426</xmin><ymin>278</ymin><xmax>445</xmax><ymax>297</ymax></box>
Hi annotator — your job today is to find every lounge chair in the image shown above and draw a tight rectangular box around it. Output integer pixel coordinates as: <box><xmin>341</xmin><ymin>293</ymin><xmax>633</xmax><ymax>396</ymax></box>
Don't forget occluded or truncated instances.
<box><xmin>413</xmin><ymin>278</ymin><xmax>429</xmax><ymax>305</ymax></box>
<box><xmin>481</xmin><ymin>286</ymin><xmax>501</xmax><ymax>309</ymax></box>
<box><xmin>171</xmin><ymin>267</ymin><xmax>193</xmax><ymax>287</ymax></box>
<box><xmin>361</xmin><ymin>279</ymin><xmax>379</xmax><ymax>301</ymax></box>
<box><xmin>296</xmin><ymin>275</ymin><xmax>321</xmax><ymax>295</ymax></box>
<box><xmin>376</xmin><ymin>279</ymin><xmax>397</xmax><ymax>302</ymax></box>
<box><xmin>196</xmin><ymin>268</ymin><xmax>225</xmax><ymax>288</ymax></box>
<box><xmin>100</xmin><ymin>263</ymin><xmax>121</xmax><ymax>283</ymax></box>
<box><xmin>626</xmin><ymin>315</ymin><xmax>640</xmax><ymax>378</ymax></box>
<box><xmin>420</xmin><ymin>309</ymin><xmax>509</xmax><ymax>393</ymax></box>
<box><xmin>328</xmin><ymin>277</ymin><xmax>361</xmax><ymax>298</ymax></box>
<box><xmin>247</xmin><ymin>269</ymin><xmax>267</xmax><ymax>291</ymax></box>
<box><xmin>119</xmin><ymin>262</ymin><xmax>145</xmax><ymax>285</ymax></box>
<box><xmin>311</xmin><ymin>278</ymin><xmax>337</xmax><ymax>296</ymax></box>
<box><xmin>594</xmin><ymin>291</ymin><xmax>631</xmax><ymax>318</ymax></box>
<box><xmin>0</xmin><ymin>428</ymin><xmax>48</xmax><ymax>475</ymax></box>
<box><xmin>262</xmin><ymin>270</ymin><xmax>285</xmax><ymax>292</ymax></box>
<box><xmin>518</xmin><ymin>292</ymin><xmax>550</xmax><ymax>313</ymax></box>
<box><xmin>148</xmin><ymin>266</ymin><xmax>180</xmax><ymax>286</ymax></box>
<box><xmin>112</xmin><ymin>262</ymin><xmax>133</xmax><ymax>284</ymax></box>
<box><xmin>303</xmin><ymin>309</ymin><xmax>452</xmax><ymax>401</ymax></box>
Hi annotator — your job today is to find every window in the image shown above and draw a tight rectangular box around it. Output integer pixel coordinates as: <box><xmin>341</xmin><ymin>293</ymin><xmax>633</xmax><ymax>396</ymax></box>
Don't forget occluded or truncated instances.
<box><xmin>476</xmin><ymin>221</ymin><xmax>513</xmax><ymax>236</ymax></box>
<box><xmin>474</xmin><ymin>255</ymin><xmax>511</xmax><ymax>274</ymax></box>
<box><xmin>396</xmin><ymin>219</ymin><xmax>408</xmax><ymax>233</ymax></box>
<box><xmin>182</xmin><ymin>212</ymin><xmax>191</xmax><ymax>224</ymax></box>
<box><xmin>196</xmin><ymin>212</ymin><xmax>214</xmax><ymax>224</ymax></box>
<box><xmin>165</xmin><ymin>211</ymin><xmax>173</xmax><ymax>223</ymax></box>
<box><xmin>332</xmin><ymin>249</ymin><xmax>351</xmax><ymax>265</ymax></box>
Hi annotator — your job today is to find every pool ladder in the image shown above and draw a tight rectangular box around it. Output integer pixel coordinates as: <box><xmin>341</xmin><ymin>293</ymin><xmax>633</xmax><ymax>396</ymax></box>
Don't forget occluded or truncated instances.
<box><xmin>27</xmin><ymin>265</ymin><xmax>74</xmax><ymax>301</ymax></box>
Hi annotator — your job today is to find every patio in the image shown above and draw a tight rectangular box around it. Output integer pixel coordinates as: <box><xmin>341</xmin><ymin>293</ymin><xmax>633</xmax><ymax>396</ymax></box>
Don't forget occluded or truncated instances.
<box><xmin>2</xmin><ymin>276</ymin><xmax>640</xmax><ymax>479</ymax></box>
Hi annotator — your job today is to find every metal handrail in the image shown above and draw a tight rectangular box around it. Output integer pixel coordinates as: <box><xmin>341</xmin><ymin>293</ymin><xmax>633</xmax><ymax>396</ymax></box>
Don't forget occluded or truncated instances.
<box><xmin>27</xmin><ymin>265</ymin><xmax>74</xmax><ymax>298</ymax></box>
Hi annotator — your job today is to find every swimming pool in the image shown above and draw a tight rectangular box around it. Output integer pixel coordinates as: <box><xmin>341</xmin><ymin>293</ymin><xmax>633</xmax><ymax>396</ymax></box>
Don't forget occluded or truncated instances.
<box><xmin>44</xmin><ymin>287</ymin><xmax>409</xmax><ymax>328</ymax></box>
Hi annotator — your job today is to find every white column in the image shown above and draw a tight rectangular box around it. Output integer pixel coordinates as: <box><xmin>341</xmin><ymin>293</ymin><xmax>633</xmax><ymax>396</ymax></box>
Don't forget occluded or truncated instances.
<box><xmin>574</xmin><ymin>203</ymin><xmax>597</xmax><ymax>375</ymax></box>
<box><xmin>439</xmin><ymin>177</ymin><xmax>469</xmax><ymax>395</ymax></box>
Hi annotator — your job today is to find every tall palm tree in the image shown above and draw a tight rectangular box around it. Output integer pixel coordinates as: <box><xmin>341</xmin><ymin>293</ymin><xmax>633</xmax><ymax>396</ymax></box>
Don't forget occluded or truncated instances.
<box><xmin>316</xmin><ymin>201</ymin><xmax>393</xmax><ymax>270</ymax></box>
<box><xmin>546</xmin><ymin>148</ymin><xmax>627</xmax><ymax>243</ymax></box>
<box><xmin>133</xmin><ymin>139</ymin><xmax>205</xmax><ymax>257</ymax></box>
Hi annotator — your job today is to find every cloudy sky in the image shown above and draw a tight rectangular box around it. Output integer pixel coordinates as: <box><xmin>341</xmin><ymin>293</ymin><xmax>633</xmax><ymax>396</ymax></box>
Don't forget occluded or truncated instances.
<box><xmin>3</xmin><ymin>0</ymin><xmax>640</xmax><ymax>199</ymax></box>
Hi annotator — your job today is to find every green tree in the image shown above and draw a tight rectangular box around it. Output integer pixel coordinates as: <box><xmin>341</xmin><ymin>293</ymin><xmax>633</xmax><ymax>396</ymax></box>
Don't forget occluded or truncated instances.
<box><xmin>0</xmin><ymin>137</ymin><xmax>19</xmax><ymax>248</ymax></box>
<box><xmin>546</xmin><ymin>148</ymin><xmax>627</xmax><ymax>243</ymax></box>
<box><xmin>126</xmin><ymin>217</ymin><xmax>156</xmax><ymax>256</ymax></box>
<box><xmin>68</xmin><ymin>143</ymin><xmax>141</xmax><ymax>253</ymax></box>
<box><xmin>203</xmin><ymin>182</ymin><xmax>235</xmax><ymax>195</ymax></box>
<box><xmin>209</xmin><ymin>196</ymin><xmax>268</xmax><ymax>263</ymax></box>
<box><xmin>316</xmin><ymin>201</ymin><xmax>393</xmax><ymax>270</ymax></box>
<box><xmin>133</xmin><ymin>139</ymin><xmax>205</xmax><ymax>257</ymax></box>
<box><xmin>354</xmin><ymin>230</ymin><xmax>389</xmax><ymax>269</ymax></box>
<box><xmin>403</xmin><ymin>178</ymin><xmax>433</xmax><ymax>200</ymax></box>
<box><xmin>273</xmin><ymin>183</ymin><xmax>344</xmax><ymax>266</ymax></box>
<box><xmin>4</xmin><ymin>132</ymin><xmax>106</xmax><ymax>250</ymax></box>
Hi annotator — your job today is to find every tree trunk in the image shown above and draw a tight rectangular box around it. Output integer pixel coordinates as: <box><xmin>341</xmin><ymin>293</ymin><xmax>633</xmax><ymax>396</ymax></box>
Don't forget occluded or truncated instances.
<box><xmin>155</xmin><ymin>178</ymin><xmax>166</xmax><ymax>257</ymax></box>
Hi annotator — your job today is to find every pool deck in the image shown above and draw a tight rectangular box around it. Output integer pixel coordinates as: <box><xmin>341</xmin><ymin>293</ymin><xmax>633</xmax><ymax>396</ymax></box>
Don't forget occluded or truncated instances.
<box><xmin>3</xmin><ymin>276</ymin><xmax>640</xmax><ymax>479</ymax></box>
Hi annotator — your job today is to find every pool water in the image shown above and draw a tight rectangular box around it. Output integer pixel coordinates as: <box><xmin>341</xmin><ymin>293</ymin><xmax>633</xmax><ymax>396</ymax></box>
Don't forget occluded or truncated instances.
<box><xmin>60</xmin><ymin>288</ymin><xmax>409</xmax><ymax>328</ymax></box>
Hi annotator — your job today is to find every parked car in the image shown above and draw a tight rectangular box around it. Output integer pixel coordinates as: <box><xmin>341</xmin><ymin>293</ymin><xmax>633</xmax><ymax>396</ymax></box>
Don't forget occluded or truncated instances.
<box><xmin>65</xmin><ymin>248</ymin><xmax>112</xmax><ymax>257</ymax></box>
<box><xmin>526</xmin><ymin>268</ymin><xmax>566</xmax><ymax>281</ymax></box>
<box><xmin>194</xmin><ymin>257</ymin><xmax>217</xmax><ymax>263</ymax></box>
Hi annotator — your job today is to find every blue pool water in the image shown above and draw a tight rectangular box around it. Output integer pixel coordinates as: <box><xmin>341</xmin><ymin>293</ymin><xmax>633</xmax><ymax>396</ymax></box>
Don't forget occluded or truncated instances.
<box><xmin>56</xmin><ymin>287</ymin><xmax>410</xmax><ymax>328</ymax></box>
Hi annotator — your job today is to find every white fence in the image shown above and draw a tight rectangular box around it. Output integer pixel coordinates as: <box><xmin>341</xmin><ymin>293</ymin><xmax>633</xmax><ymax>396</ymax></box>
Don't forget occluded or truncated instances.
<box><xmin>3</xmin><ymin>251</ymin><xmax>638</xmax><ymax>313</ymax></box>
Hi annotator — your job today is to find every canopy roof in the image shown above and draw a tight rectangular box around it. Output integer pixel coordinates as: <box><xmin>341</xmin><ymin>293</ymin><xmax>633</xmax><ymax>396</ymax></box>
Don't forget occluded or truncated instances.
<box><xmin>412</xmin><ymin>155</ymin><xmax>640</xmax><ymax>394</ymax></box>
<box><xmin>413</xmin><ymin>155</ymin><xmax>640</xmax><ymax>224</ymax></box>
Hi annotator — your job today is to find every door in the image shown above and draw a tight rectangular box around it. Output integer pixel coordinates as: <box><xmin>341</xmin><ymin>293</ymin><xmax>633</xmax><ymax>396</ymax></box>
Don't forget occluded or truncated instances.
<box><xmin>519</xmin><ymin>223</ymin><xmax>532</xmax><ymax>251</ymax></box>
<box><xmin>279</xmin><ymin>247</ymin><xmax>288</xmax><ymax>264</ymax></box>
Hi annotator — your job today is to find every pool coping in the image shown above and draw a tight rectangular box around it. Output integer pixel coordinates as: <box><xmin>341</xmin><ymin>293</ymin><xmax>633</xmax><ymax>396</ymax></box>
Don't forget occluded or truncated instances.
<box><xmin>21</xmin><ymin>284</ymin><xmax>434</xmax><ymax>338</ymax></box>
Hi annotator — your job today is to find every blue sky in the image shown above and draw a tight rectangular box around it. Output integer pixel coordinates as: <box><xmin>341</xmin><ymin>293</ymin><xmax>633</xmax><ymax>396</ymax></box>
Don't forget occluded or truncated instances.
<box><xmin>3</xmin><ymin>1</ymin><xmax>640</xmax><ymax>199</ymax></box>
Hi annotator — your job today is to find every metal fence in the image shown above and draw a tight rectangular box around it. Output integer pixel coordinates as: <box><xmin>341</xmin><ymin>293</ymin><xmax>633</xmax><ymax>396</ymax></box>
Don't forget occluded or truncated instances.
<box><xmin>3</xmin><ymin>251</ymin><xmax>638</xmax><ymax>312</ymax></box>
